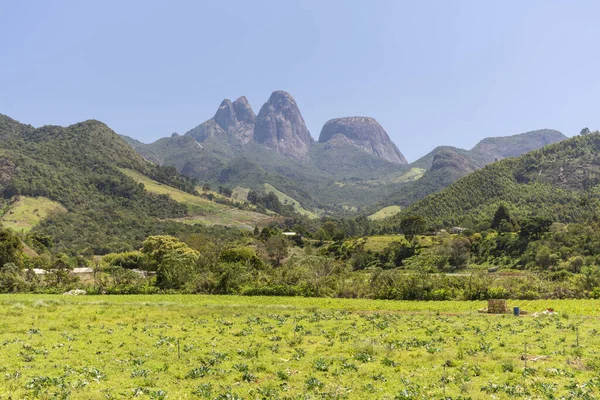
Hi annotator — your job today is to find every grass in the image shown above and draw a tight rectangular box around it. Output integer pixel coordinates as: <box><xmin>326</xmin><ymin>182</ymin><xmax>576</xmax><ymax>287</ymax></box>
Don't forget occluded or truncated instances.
<box><xmin>120</xmin><ymin>168</ymin><xmax>223</xmax><ymax>214</ymax></box>
<box><xmin>231</xmin><ymin>187</ymin><xmax>250</xmax><ymax>202</ymax></box>
<box><xmin>1</xmin><ymin>295</ymin><xmax>599</xmax><ymax>399</ymax></box>
<box><xmin>1</xmin><ymin>196</ymin><xmax>66</xmax><ymax>232</ymax></box>
<box><xmin>368</xmin><ymin>205</ymin><xmax>402</xmax><ymax>221</ymax></box>
<box><xmin>264</xmin><ymin>183</ymin><xmax>318</xmax><ymax>218</ymax></box>
<box><xmin>171</xmin><ymin>209</ymin><xmax>276</xmax><ymax>230</ymax></box>
<box><xmin>121</xmin><ymin>169</ymin><xmax>270</xmax><ymax>229</ymax></box>
<box><xmin>362</xmin><ymin>235</ymin><xmax>435</xmax><ymax>252</ymax></box>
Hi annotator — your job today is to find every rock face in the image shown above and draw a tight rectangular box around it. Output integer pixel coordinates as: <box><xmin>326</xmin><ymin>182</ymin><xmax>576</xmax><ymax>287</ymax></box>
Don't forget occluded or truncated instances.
<box><xmin>469</xmin><ymin>129</ymin><xmax>566</xmax><ymax>165</ymax></box>
<box><xmin>318</xmin><ymin>117</ymin><xmax>407</xmax><ymax>164</ymax></box>
<box><xmin>213</xmin><ymin>97</ymin><xmax>256</xmax><ymax>143</ymax></box>
<box><xmin>254</xmin><ymin>91</ymin><xmax>314</xmax><ymax>160</ymax></box>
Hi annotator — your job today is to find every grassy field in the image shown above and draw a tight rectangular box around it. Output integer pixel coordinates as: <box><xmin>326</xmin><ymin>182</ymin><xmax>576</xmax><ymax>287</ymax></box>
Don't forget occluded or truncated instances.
<box><xmin>264</xmin><ymin>183</ymin><xmax>318</xmax><ymax>218</ymax></box>
<box><xmin>1</xmin><ymin>196</ymin><xmax>66</xmax><ymax>232</ymax></box>
<box><xmin>120</xmin><ymin>169</ymin><xmax>223</xmax><ymax>214</ymax></box>
<box><xmin>368</xmin><ymin>206</ymin><xmax>402</xmax><ymax>221</ymax></box>
<box><xmin>362</xmin><ymin>235</ymin><xmax>436</xmax><ymax>252</ymax></box>
<box><xmin>1</xmin><ymin>295</ymin><xmax>599</xmax><ymax>399</ymax></box>
<box><xmin>120</xmin><ymin>169</ymin><xmax>270</xmax><ymax>229</ymax></box>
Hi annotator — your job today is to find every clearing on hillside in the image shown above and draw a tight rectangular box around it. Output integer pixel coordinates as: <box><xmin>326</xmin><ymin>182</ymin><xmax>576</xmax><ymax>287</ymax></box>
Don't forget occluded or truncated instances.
<box><xmin>121</xmin><ymin>168</ymin><xmax>271</xmax><ymax>229</ymax></box>
<box><xmin>1</xmin><ymin>196</ymin><xmax>66</xmax><ymax>232</ymax></box>
<box><xmin>264</xmin><ymin>183</ymin><xmax>318</xmax><ymax>218</ymax></box>
<box><xmin>368</xmin><ymin>205</ymin><xmax>402</xmax><ymax>220</ymax></box>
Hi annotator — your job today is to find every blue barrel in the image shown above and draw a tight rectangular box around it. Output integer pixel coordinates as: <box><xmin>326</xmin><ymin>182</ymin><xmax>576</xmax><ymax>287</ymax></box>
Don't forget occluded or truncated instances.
<box><xmin>513</xmin><ymin>307</ymin><xmax>520</xmax><ymax>316</ymax></box>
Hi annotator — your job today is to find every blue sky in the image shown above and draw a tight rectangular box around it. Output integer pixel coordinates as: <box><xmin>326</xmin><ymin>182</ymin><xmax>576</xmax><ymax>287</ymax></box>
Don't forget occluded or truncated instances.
<box><xmin>1</xmin><ymin>0</ymin><xmax>599</xmax><ymax>161</ymax></box>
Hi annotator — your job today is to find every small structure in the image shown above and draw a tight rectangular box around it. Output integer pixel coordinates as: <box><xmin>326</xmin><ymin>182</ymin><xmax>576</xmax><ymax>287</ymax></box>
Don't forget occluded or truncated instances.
<box><xmin>450</xmin><ymin>227</ymin><xmax>467</xmax><ymax>234</ymax></box>
<box><xmin>282</xmin><ymin>232</ymin><xmax>297</xmax><ymax>236</ymax></box>
<box><xmin>487</xmin><ymin>299</ymin><xmax>508</xmax><ymax>314</ymax></box>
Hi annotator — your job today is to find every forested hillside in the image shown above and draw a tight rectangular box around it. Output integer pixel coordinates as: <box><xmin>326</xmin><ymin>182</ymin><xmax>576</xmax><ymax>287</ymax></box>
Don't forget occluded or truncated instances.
<box><xmin>0</xmin><ymin>114</ymin><xmax>250</xmax><ymax>253</ymax></box>
<box><xmin>386</xmin><ymin>132</ymin><xmax>600</xmax><ymax>229</ymax></box>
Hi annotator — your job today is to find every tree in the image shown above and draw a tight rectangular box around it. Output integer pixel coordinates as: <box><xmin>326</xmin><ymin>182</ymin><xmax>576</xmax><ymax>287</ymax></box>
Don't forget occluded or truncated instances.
<box><xmin>519</xmin><ymin>217</ymin><xmax>553</xmax><ymax>239</ymax></box>
<box><xmin>322</xmin><ymin>221</ymin><xmax>338</xmax><ymax>239</ymax></box>
<box><xmin>140</xmin><ymin>235</ymin><xmax>199</xmax><ymax>289</ymax></box>
<box><xmin>0</xmin><ymin>228</ymin><xmax>23</xmax><ymax>267</ymax></box>
<box><xmin>581</xmin><ymin>127</ymin><xmax>591</xmax><ymax>135</ymax></box>
<box><xmin>399</xmin><ymin>215</ymin><xmax>426</xmax><ymax>241</ymax></box>
<box><xmin>447</xmin><ymin>236</ymin><xmax>471</xmax><ymax>269</ymax></box>
<box><xmin>491</xmin><ymin>204</ymin><xmax>511</xmax><ymax>231</ymax></box>
<box><xmin>266</xmin><ymin>236</ymin><xmax>289</xmax><ymax>266</ymax></box>
<box><xmin>157</xmin><ymin>248</ymin><xmax>199</xmax><ymax>289</ymax></box>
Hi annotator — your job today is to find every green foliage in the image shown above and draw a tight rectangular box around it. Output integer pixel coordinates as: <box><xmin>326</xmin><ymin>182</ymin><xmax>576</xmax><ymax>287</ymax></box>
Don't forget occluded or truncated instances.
<box><xmin>0</xmin><ymin>228</ymin><xmax>23</xmax><ymax>267</ymax></box>
<box><xmin>102</xmin><ymin>251</ymin><xmax>144</xmax><ymax>270</ymax></box>
<box><xmin>386</xmin><ymin>133</ymin><xmax>600</xmax><ymax>230</ymax></box>
<box><xmin>399</xmin><ymin>215</ymin><xmax>426</xmax><ymax>240</ymax></box>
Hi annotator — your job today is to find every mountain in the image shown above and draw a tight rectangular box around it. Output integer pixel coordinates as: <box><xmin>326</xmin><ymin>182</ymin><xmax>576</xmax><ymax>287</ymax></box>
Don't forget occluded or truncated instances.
<box><xmin>0</xmin><ymin>113</ymin><xmax>267</xmax><ymax>254</ymax></box>
<box><xmin>381</xmin><ymin>129</ymin><xmax>567</xmax><ymax>209</ymax></box>
<box><xmin>383</xmin><ymin>148</ymin><xmax>481</xmax><ymax>207</ymax></box>
<box><xmin>318</xmin><ymin>117</ymin><xmax>407</xmax><ymax>164</ymax></box>
<box><xmin>254</xmin><ymin>91</ymin><xmax>314</xmax><ymax>160</ymax></box>
<box><xmin>469</xmin><ymin>129</ymin><xmax>566</xmax><ymax>165</ymax></box>
<box><xmin>125</xmin><ymin>91</ymin><xmax>412</xmax><ymax>214</ymax></box>
<box><xmin>386</xmin><ymin>132</ymin><xmax>600</xmax><ymax>229</ymax></box>
<box><xmin>123</xmin><ymin>92</ymin><xmax>566</xmax><ymax>216</ymax></box>
<box><xmin>214</xmin><ymin>97</ymin><xmax>256</xmax><ymax>143</ymax></box>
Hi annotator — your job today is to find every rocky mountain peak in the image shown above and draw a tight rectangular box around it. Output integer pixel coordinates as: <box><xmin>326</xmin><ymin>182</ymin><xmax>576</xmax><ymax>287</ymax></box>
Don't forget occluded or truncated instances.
<box><xmin>232</xmin><ymin>96</ymin><xmax>255</xmax><ymax>125</ymax></box>
<box><xmin>214</xmin><ymin>99</ymin><xmax>238</xmax><ymax>132</ymax></box>
<box><xmin>211</xmin><ymin>97</ymin><xmax>256</xmax><ymax>143</ymax></box>
<box><xmin>318</xmin><ymin>117</ymin><xmax>407</xmax><ymax>164</ymax></box>
<box><xmin>254</xmin><ymin>90</ymin><xmax>313</xmax><ymax>160</ymax></box>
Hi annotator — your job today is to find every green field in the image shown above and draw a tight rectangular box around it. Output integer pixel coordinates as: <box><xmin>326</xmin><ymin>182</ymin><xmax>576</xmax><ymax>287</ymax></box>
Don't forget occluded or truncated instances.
<box><xmin>1</xmin><ymin>295</ymin><xmax>599</xmax><ymax>399</ymax></box>
<box><xmin>361</xmin><ymin>235</ymin><xmax>435</xmax><ymax>252</ymax></box>
<box><xmin>368</xmin><ymin>206</ymin><xmax>402</xmax><ymax>221</ymax></box>
<box><xmin>1</xmin><ymin>196</ymin><xmax>66</xmax><ymax>232</ymax></box>
<box><xmin>120</xmin><ymin>169</ymin><xmax>269</xmax><ymax>228</ymax></box>
<box><xmin>121</xmin><ymin>169</ymin><xmax>223</xmax><ymax>214</ymax></box>
<box><xmin>264</xmin><ymin>183</ymin><xmax>318</xmax><ymax>218</ymax></box>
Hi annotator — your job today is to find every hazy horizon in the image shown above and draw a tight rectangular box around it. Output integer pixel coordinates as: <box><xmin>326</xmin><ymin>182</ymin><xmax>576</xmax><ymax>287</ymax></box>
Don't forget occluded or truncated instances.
<box><xmin>2</xmin><ymin>0</ymin><xmax>599</xmax><ymax>161</ymax></box>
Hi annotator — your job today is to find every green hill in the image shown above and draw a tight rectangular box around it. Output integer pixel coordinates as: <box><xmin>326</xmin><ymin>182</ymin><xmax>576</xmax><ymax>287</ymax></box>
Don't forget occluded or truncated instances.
<box><xmin>385</xmin><ymin>132</ymin><xmax>600</xmax><ymax>229</ymax></box>
<box><xmin>0</xmin><ymin>114</ymin><xmax>254</xmax><ymax>254</ymax></box>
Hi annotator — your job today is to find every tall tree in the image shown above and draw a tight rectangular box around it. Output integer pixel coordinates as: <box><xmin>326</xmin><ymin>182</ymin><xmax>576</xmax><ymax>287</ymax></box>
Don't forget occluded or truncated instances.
<box><xmin>0</xmin><ymin>228</ymin><xmax>23</xmax><ymax>267</ymax></box>
<box><xmin>491</xmin><ymin>204</ymin><xmax>511</xmax><ymax>230</ymax></box>
<box><xmin>399</xmin><ymin>215</ymin><xmax>426</xmax><ymax>241</ymax></box>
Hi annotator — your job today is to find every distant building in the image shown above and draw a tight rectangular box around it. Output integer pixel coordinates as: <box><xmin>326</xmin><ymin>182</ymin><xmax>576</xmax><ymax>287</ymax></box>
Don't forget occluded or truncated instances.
<box><xmin>282</xmin><ymin>232</ymin><xmax>297</xmax><ymax>236</ymax></box>
<box><xmin>450</xmin><ymin>227</ymin><xmax>466</xmax><ymax>234</ymax></box>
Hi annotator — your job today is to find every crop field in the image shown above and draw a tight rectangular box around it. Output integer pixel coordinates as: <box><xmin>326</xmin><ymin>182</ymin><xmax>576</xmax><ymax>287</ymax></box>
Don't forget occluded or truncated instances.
<box><xmin>1</xmin><ymin>295</ymin><xmax>599</xmax><ymax>399</ymax></box>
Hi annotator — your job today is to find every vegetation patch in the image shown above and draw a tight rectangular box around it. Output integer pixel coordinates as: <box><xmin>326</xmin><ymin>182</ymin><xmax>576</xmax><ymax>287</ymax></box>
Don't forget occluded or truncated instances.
<box><xmin>264</xmin><ymin>183</ymin><xmax>318</xmax><ymax>218</ymax></box>
<box><xmin>0</xmin><ymin>295</ymin><xmax>599</xmax><ymax>399</ymax></box>
<box><xmin>1</xmin><ymin>196</ymin><xmax>66</xmax><ymax>232</ymax></box>
<box><xmin>121</xmin><ymin>168</ymin><xmax>223</xmax><ymax>214</ymax></box>
<box><xmin>368</xmin><ymin>205</ymin><xmax>402</xmax><ymax>221</ymax></box>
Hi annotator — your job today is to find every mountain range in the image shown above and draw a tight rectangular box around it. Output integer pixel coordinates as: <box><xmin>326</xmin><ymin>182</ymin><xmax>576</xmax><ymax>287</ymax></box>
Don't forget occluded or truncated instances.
<box><xmin>124</xmin><ymin>90</ymin><xmax>566</xmax><ymax>215</ymax></box>
<box><xmin>0</xmin><ymin>98</ymin><xmax>583</xmax><ymax>256</ymax></box>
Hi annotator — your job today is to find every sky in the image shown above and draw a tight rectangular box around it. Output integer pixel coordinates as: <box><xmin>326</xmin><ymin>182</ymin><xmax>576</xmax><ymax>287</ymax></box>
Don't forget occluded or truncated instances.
<box><xmin>1</xmin><ymin>0</ymin><xmax>599</xmax><ymax>162</ymax></box>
